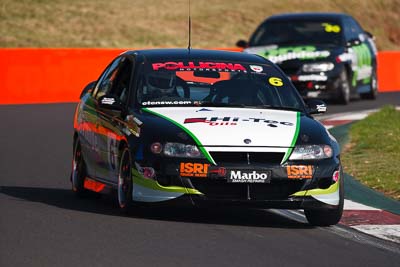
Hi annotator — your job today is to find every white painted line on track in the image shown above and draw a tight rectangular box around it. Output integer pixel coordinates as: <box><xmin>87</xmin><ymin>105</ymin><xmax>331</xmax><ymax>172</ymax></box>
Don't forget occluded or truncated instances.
<box><xmin>352</xmin><ymin>225</ymin><xmax>400</xmax><ymax>244</ymax></box>
<box><xmin>344</xmin><ymin>199</ymin><xmax>381</xmax><ymax>211</ymax></box>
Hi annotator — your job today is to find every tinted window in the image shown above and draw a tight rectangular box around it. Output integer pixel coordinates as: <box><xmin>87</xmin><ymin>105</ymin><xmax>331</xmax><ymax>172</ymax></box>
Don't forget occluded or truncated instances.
<box><xmin>93</xmin><ymin>57</ymin><xmax>122</xmax><ymax>100</ymax></box>
<box><xmin>134</xmin><ymin>60</ymin><xmax>305</xmax><ymax>112</ymax></box>
<box><xmin>109</xmin><ymin>58</ymin><xmax>134</xmax><ymax>105</ymax></box>
<box><xmin>343</xmin><ymin>17</ymin><xmax>363</xmax><ymax>41</ymax></box>
<box><xmin>250</xmin><ymin>20</ymin><xmax>344</xmax><ymax>47</ymax></box>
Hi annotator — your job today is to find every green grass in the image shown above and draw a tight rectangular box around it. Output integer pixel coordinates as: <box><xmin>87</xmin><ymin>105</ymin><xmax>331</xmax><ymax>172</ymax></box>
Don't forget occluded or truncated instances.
<box><xmin>0</xmin><ymin>0</ymin><xmax>399</xmax><ymax>50</ymax></box>
<box><xmin>342</xmin><ymin>106</ymin><xmax>400</xmax><ymax>200</ymax></box>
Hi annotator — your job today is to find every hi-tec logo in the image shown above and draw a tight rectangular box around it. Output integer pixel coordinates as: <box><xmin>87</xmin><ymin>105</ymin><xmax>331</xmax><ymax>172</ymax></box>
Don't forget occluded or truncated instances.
<box><xmin>229</xmin><ymin>170</ymin><xmax>269</xmax><ymax>183</ymax></box>
<box><xmin>184</xmin><ymin>117</ymin><xmax>294</xmax><ymax>127</ymax></box>
<box><xmin>152</xmin><ymin>62</ymin><xmax>247</xmax><ymax>72</ymax></box>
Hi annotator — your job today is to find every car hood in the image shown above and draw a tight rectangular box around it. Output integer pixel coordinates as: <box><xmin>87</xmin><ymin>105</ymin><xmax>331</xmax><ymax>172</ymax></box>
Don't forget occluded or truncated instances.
<box><xmin>244</xmin><ymin>44</ymin><xmax>343</xmax><ymax>64</ymax></box>
<box><xmin>143</xmin><ymin>107</ymin><xmax>300</xmax><ymax>153</ymax></box>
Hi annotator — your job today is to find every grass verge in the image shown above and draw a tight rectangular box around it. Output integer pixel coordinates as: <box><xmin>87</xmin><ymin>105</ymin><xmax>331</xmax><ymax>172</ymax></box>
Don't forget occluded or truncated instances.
<box><xmin>0</xmin><ymin>0</ymin><xmax>399</xmax><ymax>50</ymax></box>
<box><xmin>342</xmin><ymin>105</ymin><xmax>400</xmax><ymax>200</ymax></box>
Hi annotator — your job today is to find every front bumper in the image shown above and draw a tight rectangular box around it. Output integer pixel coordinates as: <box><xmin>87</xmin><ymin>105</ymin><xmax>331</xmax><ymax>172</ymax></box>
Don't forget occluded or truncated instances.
<box><xmin>285</xmin><ymin>66</ymin><xmax>345</xmax><ymax>100</ymax></box>
<box><xmin>133</xmin><ymin>157</ymin><xmax>342</xmax><ymax>210</ymax></box>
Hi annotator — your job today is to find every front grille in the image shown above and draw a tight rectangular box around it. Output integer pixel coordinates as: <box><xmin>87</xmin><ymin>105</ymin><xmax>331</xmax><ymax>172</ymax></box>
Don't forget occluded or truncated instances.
<box><xmin>210</xmin><ymin>152</ymin><xmax>284</xmax><ymax>165</ymax></box>
<box><xmin>190</xmin><ymin>179</ymin><xmax>305</xmax><ymax>200</ymax></box>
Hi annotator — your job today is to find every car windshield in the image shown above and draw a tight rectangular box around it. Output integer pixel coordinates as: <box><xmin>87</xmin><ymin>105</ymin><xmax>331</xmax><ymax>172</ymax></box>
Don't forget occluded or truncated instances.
<box><xmin>250</xmin><ymin>20</ymin><xmax>343</xmax><ymax>47</ymax></box>
<box><xmin>135</xmin><ymin>60</ymin><xmax>305</xmax><ymax>112</ymax></box>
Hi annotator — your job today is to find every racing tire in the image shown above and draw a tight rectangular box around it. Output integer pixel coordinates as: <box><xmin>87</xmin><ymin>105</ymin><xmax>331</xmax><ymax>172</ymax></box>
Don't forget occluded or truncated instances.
<box><xmin>304</xmin><ymin>169</ymin><xmax>344</xmax><ymax>227</ymax></box>
<box><xmin>118</xmin><ymin>147</ymin><xmax>135</xmax><ymax>214</ymax></box>
<box><xmin>336</xmin><ymin>70</ymin><xmax>351</xmax><ymax>105</ymax></box>
<box><xmin>71</xmin><ymin>140</ymin><xmax>90</xmax><ymax>198</ymax></box>
<box><xmin>360</xmin><ymin>70</ymin><xmax>378</xmax><ymax>100</ymax></box>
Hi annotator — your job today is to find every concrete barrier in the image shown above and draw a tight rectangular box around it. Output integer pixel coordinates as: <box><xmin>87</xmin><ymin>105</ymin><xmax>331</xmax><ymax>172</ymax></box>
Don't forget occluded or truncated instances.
<box><xmin>0</xmin><ymin>48</ymin><xmax>398</xmax><ymax>104</ymax></box>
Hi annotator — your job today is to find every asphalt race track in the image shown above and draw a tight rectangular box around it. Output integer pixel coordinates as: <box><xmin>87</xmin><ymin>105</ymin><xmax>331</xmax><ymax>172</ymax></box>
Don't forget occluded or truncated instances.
<box><xmin>1</xmin><ymin>92</ymin><xmax>400</xmax><ymax>267</ymax></box>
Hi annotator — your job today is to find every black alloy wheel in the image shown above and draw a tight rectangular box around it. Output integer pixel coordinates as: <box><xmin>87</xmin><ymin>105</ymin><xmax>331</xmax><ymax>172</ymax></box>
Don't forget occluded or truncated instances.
<box><xmin>71</xmin><ymin>140</ymin><xmax>90</xmax><ymax>197</ymax></box>
<box><xmin>337</xmin><ymin>70</ymin><xmax>351</xmax><ymax>105</ymax></box>
<box><xmin>118</xmin><ymin>147</ymin><xmax>134</xmax><ymax>213</ymax></box>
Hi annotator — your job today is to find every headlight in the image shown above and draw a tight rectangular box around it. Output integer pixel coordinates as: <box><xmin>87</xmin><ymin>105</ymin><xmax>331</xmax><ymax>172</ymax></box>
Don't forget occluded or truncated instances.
<box><xmin>160</xmin><ymin>142</ymin><xmax>204</xmax><ymax>158</ymax></box>
<box><xmin>302</xmin><ymin>62</ymin><xmax>334</xmax><ymax>72</ymax></box>
<box><xmin>289</xmin><ymin>145</ymin><xmax>333</xmax><ymax>160</ymax></box>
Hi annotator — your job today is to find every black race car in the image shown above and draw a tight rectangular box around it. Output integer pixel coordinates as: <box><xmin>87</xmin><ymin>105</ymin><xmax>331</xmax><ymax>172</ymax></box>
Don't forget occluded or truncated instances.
<box><xmin>236</xmin><ymin>13</ymin><xmax>378</xmax><ymax>104</ymax></box>
<box><xmin>71</xmin><ymin>48</ymin><xmax>343</xmax><ymax>226</ymax></box>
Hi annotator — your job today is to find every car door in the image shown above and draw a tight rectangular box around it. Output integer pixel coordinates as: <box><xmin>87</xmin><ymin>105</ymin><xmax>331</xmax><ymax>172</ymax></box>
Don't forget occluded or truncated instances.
<box><xmin>343</xmin><ymin>17</ymin><xmax>374</xmax><ymax>89</ymax></box>
<box><xmin>95</xmin><ymin>56</ymin><xmax>135</xmax><ymax>182</ymax></box>
<box><xmin>82</xmin><ymin>57</ymin><xmax>123</xmax><ymax>179</ymax></box>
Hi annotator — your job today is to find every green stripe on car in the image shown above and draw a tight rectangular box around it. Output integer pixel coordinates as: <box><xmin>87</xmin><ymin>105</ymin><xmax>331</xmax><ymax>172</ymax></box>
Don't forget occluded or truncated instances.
<box><xmin>142</xmin><ymin>107</ymin><xmax>217</xmax><ymax>165</ymax></box>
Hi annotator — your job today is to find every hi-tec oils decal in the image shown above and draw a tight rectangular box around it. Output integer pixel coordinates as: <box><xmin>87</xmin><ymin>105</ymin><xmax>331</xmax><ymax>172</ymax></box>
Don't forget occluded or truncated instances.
<box><xmin>152</xmin><ymin>62</ymin><xmax>247</xmax><ymax>72</ymax></box>
<box><xmin>183</xmin><ymin>117</ymin><xmax>294</xmax><ymax>127</ymax></box>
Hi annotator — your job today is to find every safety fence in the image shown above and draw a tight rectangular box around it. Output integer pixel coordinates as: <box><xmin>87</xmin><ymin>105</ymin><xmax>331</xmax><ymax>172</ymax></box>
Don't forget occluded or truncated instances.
<box><xmin>0</xmin><ymin>48</ymin><xmax>398</xmax><ymax>104</ymax></box>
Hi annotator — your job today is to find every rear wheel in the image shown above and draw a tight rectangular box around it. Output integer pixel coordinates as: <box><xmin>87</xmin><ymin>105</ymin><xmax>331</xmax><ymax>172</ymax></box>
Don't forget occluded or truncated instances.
<box><xmin>118</xmin><ymin>147</ymin><xmax>135</xmax><ymax>213</ymax></box>
<box><xmin>304</xmin><ymin>169</ymin><xmax>344</xmax><ymax>226</ymax></box>
<box><xmin>337</xmin><ymin>70</ymin><xmax>350</xmax><ymax>105</ymax></box>
<box><xmin>71</xmin><ymin>140</ymin><xmax>90</xmax><ymax>197</ymax></box>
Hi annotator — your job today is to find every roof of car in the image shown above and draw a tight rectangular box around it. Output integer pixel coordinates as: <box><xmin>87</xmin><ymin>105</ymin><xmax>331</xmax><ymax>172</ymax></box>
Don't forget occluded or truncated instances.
<box><xmin>123</xmin><ymin>48</ymin><xmax>270</xmax><ymax>64</ymax></box>
<box><xmin>266</xmin><ymin>12</ymin><xmax>350</xmax><ymax>22</ymax></box>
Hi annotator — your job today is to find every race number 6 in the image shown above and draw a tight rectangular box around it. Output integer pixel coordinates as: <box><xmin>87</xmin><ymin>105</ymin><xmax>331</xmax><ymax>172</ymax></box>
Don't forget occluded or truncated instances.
<box><xmin>268</xmin><ymin>77</ymin><xmax>283</xmax><ymax>87</ymax></box>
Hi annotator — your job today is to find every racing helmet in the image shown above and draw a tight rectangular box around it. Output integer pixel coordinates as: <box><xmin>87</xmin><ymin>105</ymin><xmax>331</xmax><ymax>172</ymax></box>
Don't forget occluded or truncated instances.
<box><xmin>146</xmin><ymin>71</ymin><xmax>176</xmax><ymax>95</ymax></box>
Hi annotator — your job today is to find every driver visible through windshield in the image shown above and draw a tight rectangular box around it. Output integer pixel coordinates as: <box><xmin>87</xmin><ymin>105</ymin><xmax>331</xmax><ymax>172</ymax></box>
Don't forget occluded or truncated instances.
<box><xmin>137</xmin><ymin>60</ymin><xmax>305</xmax><ymax>112</ymax></box>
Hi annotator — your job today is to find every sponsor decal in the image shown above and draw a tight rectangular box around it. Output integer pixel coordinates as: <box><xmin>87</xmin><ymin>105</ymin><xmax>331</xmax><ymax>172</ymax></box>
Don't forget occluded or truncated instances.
<box><xmin>286</xmin><ymin>165</ymin><xmax>314</xmax><ymax>179</ymax></box>
<box><xmin>152</xmin><ymin>62</ymin><xmax>247</xmax><ymax>72</ymax></box>
<box><xmin>253</xmin><ymin>46</ymin><xmax>330</xmax><ymax>64</ymax></box>
<box><xmin>297</xmin><ymin>74</ymin><xmax>328</xmax><ymax>82</ymax></box>
<box><xmin>180</xmin><ymin>162</ymin><xmax>210</xmax><ymax>177</ymax></box>
<box><xmin>250</xmin><ymin>65</ymin><xmax>263</xmax><ymax>72</ymax></box>
<box><xmin>321</xmin><ymin>23</ymin><xmax>341</xmax><ymax>33</ymax></box>
<box><xmin>101</xmin><ymin>97</ymin><xmax>116</xmax><ymax>105</ymax></box>
<box><xmin>184</xmin><ymin>116</ymin><xmax>294</xmax><ymax>127</ymax></box>
<box><xmin>228</xmin><ymin>170</ymin><xmax>270</xmax><ymax>183</ymax></box>
<box><xmin>351</xmin><ymin>44</ymin><xmax>372</xmax><ymax>85</ymax></box>
<box><xmin>141</xmin><ymin>100</ymin><xmax>195</xmax><ymax>106</ymax></box>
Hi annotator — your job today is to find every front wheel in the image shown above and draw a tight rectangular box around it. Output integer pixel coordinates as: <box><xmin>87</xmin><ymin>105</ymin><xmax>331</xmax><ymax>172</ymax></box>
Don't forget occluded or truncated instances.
<box><xmin>304</xmin><ymin>170</ymin><xmax>344</xmax><ymax>226</ymax></box>
<box><xmin>118</xmin><ymin>147</ymin><xmax>135</xmax><ymax>213</ymax></box>
<box><xmin>361</xmin><ymin>70</ymin><xmax>378</xmax><ymax>100</ymax></box>
<box><xmin>336</xmin><ymin>70</ymin><xmax>351</xmax><ymax>105</ymax></box>
<box><xmin>71</xmin><ymin>140</ymin><xmax>90</xmax><ymax>197</ymax></box>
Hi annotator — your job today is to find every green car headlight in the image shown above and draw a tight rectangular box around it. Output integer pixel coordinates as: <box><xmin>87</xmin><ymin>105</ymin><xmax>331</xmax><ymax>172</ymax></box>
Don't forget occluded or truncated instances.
<box><xmin>162</xmin><ymin>142</ymin><xmax>204</xmax><ymax>158</ymax></box>
<box><xmin>289</xmin><ymin>145</ymin><xmax>333</xmax><ymax>160</ymax></box>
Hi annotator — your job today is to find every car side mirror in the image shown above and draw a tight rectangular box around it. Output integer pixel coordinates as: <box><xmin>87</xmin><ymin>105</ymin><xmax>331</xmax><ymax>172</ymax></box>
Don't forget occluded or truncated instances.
<box><xmin>306</xmin><ymin>99</ymin><xmax>327</xmax><ymax>114</ymax></box>
<box><xmin>80</xmin><ymin>81</ymin><xmax>96</xmax><ymax>99</ymax></box>
<box><xmin>236</xmin><ymin>39</ymin><xmax>248</xmax><ymax>48</ymax></box>
<box><xmin>364</xmin><ymin>31</ymin><xmax>375</xmax><ymax>40</ymax></box>
<box><xmin>98</xmin><ymin>95</ymin><xmax>123</xmax><ymax>111</ymax></box>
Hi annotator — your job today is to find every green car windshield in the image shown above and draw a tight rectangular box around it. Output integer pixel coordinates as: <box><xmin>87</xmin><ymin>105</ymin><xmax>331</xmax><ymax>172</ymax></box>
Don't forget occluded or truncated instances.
<box><xmin>136</xmin><ymin>60</ymin><xmax>305</xmax><ymax>112</ymax></box>
<box><xmin>250</xmin><ymin>20</ymin><xmax>344</xmax><ymax>47</ymax></box>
